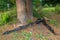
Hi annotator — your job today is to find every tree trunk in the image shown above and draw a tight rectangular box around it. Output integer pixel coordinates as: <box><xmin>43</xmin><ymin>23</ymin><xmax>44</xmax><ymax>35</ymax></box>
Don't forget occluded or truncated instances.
<box><xmin>26</xmin><ymin>0</ymin><xmax>33</xmax><ymax>19</ymax></box>
<box><xmin>16</xmin><ymin>0</ymin><xmax>27</xmax><ymax>24</ymax></box>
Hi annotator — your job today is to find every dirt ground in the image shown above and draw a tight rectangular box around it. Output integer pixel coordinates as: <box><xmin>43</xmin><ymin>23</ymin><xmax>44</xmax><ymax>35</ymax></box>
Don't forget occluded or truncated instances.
<box><xmin>0</xmin><ymin>15</ymin><xmax>60</xmax><ymax>40</ymax></box>
<box><xmin>0</xmin><ymin>22</ymin><xmax>60</xmax><ymax>40</ymax></box>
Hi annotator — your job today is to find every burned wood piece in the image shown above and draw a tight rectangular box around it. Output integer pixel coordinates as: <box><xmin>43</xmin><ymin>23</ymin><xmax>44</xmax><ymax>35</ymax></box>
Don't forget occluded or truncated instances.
<box><xmin>35</xmin><ymin>17</ymin><xmax>56</xmax><ymax>35</ymax></box>
<box><xmin>3</xmin><ymin>17</ymin><xmax>56</xmax><ymax>35</ymax></box>
<box><xmin>3</xmin><ymin>22</ymin><xmax>34</xmax><ymax>35</ymax></box>
<box><xmin>42</xmin><ymin>18</ymin><xmax>56</xmax><ymax>35</ymax></box>
<box><xmin>34</xmin><ymin>18</ymin><xmax>43</xmax><ymax>24</ymax></box>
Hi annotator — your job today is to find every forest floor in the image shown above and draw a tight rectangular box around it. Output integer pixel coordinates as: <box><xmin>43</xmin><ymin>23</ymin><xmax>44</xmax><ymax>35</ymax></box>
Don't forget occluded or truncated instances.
<box><xmin>0</xmin><ymin>15</ymin><xmax>60</xmax><ymax>40</ymax></box>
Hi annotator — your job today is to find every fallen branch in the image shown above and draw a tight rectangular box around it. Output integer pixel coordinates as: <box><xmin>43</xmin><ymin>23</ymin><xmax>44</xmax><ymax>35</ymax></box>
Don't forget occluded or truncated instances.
<box><xmin>3</xmin><ymin>17</ymin><xmax>56</xmax><ymax>35</ymax></box>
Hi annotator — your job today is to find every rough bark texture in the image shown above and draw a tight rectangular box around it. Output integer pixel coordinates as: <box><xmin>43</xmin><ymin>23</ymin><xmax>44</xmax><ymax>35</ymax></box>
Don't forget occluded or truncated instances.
<box><xmin>16</xmin><ymin>0</ymin><xmax>27</xmax><ymax>24</ymax></box>
<box><xmin>26</xmin><ymin>0</ymin><xmax>33</xmax><ymax>19</ymax></box>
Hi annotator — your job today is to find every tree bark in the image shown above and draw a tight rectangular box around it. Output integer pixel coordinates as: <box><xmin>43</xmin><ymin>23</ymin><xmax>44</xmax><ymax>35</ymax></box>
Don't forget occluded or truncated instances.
<box><xmin>26</xmin><ymin>0</ymin><xmax>33</xmax><ymax>19</ymax></box>
<box><xmin>16</xmin><ymin>0</ymin><xmax>27</xmax><ymax>24</ymax></box>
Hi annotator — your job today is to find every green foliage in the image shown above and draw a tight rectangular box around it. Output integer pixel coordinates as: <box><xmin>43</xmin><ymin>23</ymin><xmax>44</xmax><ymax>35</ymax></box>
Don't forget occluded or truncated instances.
<box><xmin>0</xmin><ymin>0</ymin><xmax>7</xmax><ymax>11</ymax></box>
<box><xmin>33</xmin><ymin>7</ymin><xmax>55</xmax><ymax>18</ymax></box>
<box><xmin>10</xmin><ymin>0</ymin><xmax>16</xmax><ymax>5</ymax></box>
<box><xmin>42</xmin><ymin>7</ymin><xmax>55</xmax><ymax>12</ymax></box>
<box><xmin>33</xmin><ymin>9</ymin><xmax>41</xmax><ymax>18</ymax></box>
<box><xmin>33</xmin><ymin>0</ymin><xmax>42</xmax><ymax>18</ymax></box>
<box><xmin>33</xmin><ymin>0</ymin><xmax>60</xmax><ymax>26</ymax></box>
<box><xmin>44</xmin><ymin>4</ymin><xmax>49</xmax><ymax>8</ymax></box>
<box><xmin>0</xmin><ymin>0</ymin><xmax>16</xmax><ymax>11</ymax></box>
<box><xmin>0</xmin><ymin>13</ymin><xmax>9</xmax><ymax>25</ymax></box>
<box><xmin>55</xmin><ymin>5</ymin><xmax>60</xmax><ymax>14</ymax></box>
<box><xmin>0</xmin><ymin>7</ymin><xmax>17</xmax><ymax>25</ymax></box>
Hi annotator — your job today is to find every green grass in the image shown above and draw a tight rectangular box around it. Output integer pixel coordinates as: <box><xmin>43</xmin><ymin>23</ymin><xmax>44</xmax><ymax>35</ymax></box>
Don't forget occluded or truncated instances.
<box><xmin>49</xmin><ymin>19</ymin><xmax>59</xmax><ymax>28</ymax></box>
<box><xmin>9</xmin><ymin>31</ymin><xmax>49</xmax><ymax>40</ymax></box>
<box><xmin>22</xmin><ymin>31</ymin><xmax>32</xmax><ymax>40</ymax></box>
<box><xmin>42</xmin><ymin>7</ymin><xmax>56</xmax><ymax>12</ymax></box>
<box><xmin>35</xmin><ymin>33</ymin><xmax>48</xmax><ymax>40</ymax></box>
<box><xmin>10</xmin><ymin>31</ymin><xmax>32</xmax><ymax>40</ymax></box>
<box><xmin>42</xmin><ymin>7</ymin><xmax>60</xmax><ymax>11</ymax></box>
<box><xmin>0</xmin><ymin>7</ymin><xmax>17</xmax><ymax>25</ymax></box>
<box><xmin>33</xmin><ymin>7</ymin><xmax>60</xmax><ymax>27</ymax></box>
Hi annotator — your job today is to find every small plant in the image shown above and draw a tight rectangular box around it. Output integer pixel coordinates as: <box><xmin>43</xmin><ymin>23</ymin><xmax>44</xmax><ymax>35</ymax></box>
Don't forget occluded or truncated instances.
<box><xmin>35</xmin><ymin>33</ymin><xmax>48</xmax><ymax>40</ymax></box>
<box><xmin>21</xmin><ymin>31</ymin><xmax>32</xmax><ymax>40</ymax></box>
<box><xmin>0</xmin><ymin>13</ymin><xmax>10</xmax><ymax>25</ymax></box>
